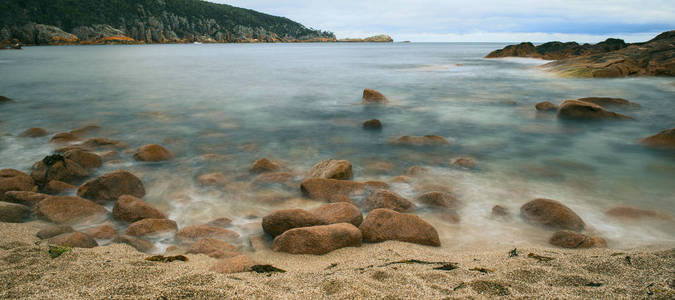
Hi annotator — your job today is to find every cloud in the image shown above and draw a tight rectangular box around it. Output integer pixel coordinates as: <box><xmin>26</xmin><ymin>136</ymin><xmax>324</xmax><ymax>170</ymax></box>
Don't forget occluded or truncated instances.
<box><xmin>211</xmin><ymin>0</ymin><xmax>675</xmax><ymax>42</ymax></box>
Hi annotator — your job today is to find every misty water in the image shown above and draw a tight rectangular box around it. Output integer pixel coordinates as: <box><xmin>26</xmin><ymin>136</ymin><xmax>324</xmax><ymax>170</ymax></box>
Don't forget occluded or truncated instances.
<box><xmin>1</xmin><ymin>43</ymin><xmax>674</xmax><ymax>252</ymax></box>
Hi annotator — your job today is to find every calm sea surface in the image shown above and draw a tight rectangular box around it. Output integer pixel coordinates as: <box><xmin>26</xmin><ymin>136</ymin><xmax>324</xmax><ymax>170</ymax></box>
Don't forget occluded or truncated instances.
<box><xmin>1</xmin><ymin>43</ymin><xmax>674</xmax><ymax>251</ymax></box>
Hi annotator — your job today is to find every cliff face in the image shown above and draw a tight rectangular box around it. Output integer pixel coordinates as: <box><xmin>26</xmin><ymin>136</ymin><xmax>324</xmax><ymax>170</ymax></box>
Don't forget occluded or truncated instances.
<box><xmin>0</xmin><ymin>0</ymin><xmax>336</xmax><ymax>45</ymax></box>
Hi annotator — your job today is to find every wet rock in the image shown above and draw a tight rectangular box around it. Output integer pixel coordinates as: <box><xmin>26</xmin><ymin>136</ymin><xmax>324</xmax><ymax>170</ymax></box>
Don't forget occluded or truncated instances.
<box><xmin>69</xmin><ymin>125</ymin><xmax>101</xmax><ymax>138</ymax></box>
<box><xmin>535</xmin><ymin>101</ymin><xmax>558</xmax><ymax>112</ymax></box>
<box><xmin>249</xmin><ymin>158</ymin><xmax>282</xmax><ymax>173</ymax></box>
<box><xmin>273</xmin><ymin>223</ymin><xmax>362</xmax><ymax>255</ymax></box>
<box><xmin>359</xmin><ymin>208</ymin><xmax>441</xmax><ymax>246</ymax></box>
<box><xmin>63</xmin><ymin>149</ymin><xmax>102</xmax><ymax>169</ymax></box>
<box><xmin>113</xmin><ymin>234</ymin><xmax>156</xmax><ymax>253</ymax></box>
<box><xmin>77</xmin><ymin>170</ymin><xmax>145</xmax><ymax>203</ymax></box>
<box><xmin>113</xmin><ymin>195</ymin><xmax>166</xmax><ymax>223</ymax></box>
<box><xmin>491</xmin><ymin>205</ymin><xmax>510</xmax><ymax>218</ymax></box>
<box><xmin>557</xmin><ymin>100</ymin><xmax>634</xmax><ymax>120</ymax></box>
<box><xmin>186</xmin><ymin>238</ymin><xmax>239</xmax><ymax>258</ymax></box>
<box><xmin>30</xmin><ymin>156</ymin><xmax>89</xmax><ymax>186</ymax></box>
<box><xmin>196</xmin><ymin>172</ymin><xmax>230</xmax><ymax>187</ymax></box>
<box><xmin>311</xmin><ymin>202</ymin><xmax>363</xmax><ymax>226</ymax></box>
<box><xmin>520</xmin><ymin>198</ymin><xmax>585</xmax><ymax>231</ymax></box>
<box><xmin>50</xmin><ymin>132</ymin><xmax>79</xmax><ymax>143</ymax></box>
<box><xmin>126</xmin><ymin>219</ymin><xmax>177</xmax><ymax>237</ymax></box>
<box><xmin>0</xmin><ymin>201</ymin><xmax>30</xmax><ymax>222</ymax></box>
<box><xmin>3</xmin><ymin>191</ymin><xmax>48</xmax><ymax>207</ymax></box>
<box><xmin>48</xmin><ymin>232</ymin><xmax>97</xmax><ymax>248</ymax></box>
<box><xmin>0</xmin><ymin>96</ymin><xmax>13</xmax><ymax>103</ymax></box>
<box><xmin>262</xmin><ymin>209</ymin><xmax>326</xmax><ymax>237</ymax></box>
<box><xmin>577</xmin><ymin>97</ymin><xmax>638</xmax><ymax>108</ymax></box>
<box><xmin>300</xmin><ymin>178</ymin><xmax>366</xmax><ymax>202</ymax></box>
<box><xmin>485</xmin><ymin>42</ymin><xmax>538</xmax><ymax>58</ymax></box>
<box><xmin>415</xmin><ymin>191</ymin><xmax>460</xmax><ymax>209</ymax></box>
<box><xmin>206</xmin><ymin>217</ymin><xmax>233</xmax><ymax>228</ymax></box>
<box><xmin>252</xmin><ymin>172</ymin><xmax>296</xmax><ymax>187</ymax></box>
<box><xmin>439</xmin><ymin>211</ymin><xmax>461</xmax><ymax>223</ymax></box>
<box><xmin>176</xmin><ymin>225</ymin><xmax>239</xmax><ymax>244</ymax></box>
<box><xmin>36</xmin><ymin>225</ymin><xmax>74</xmax><ymax>239</ymax></box>
<box><xmin>640</xmin><ymin>128</ymin><xmax>675</xmax><ymax>149</ymax></box>
<box><xmin>83</xmin><ymin>224</ymin><xmax>117</xmax><ymax>239</ymax></box>
<box><xmin>133</xmin><ymin>144</ymin><xmax>173</xmax><ymax>162</ymax></box>
<box><xmin>210</xmin><ymin>254</ymin><xmax>257</xmax><ymax>274</ymax></box>
<box><xmin>605</xmin><ymin>206</ymin><xmax>673</xmax><ymax>221</ymax></box>
<box><xmin>34</xmin><ymin>196</ymin><xmax>108</xmax><ymax>225</ymax></box>
<box><xmin>451</xmin><ymin>157</ymin><xmax>478</xmax><ymax>169</ymax></box>
<box><xmin>19</xmin><ymin>127</ymin><xmax>48</xmax><ymax>138</ymax></box>
<box><xmin>549</xmin><ymin>230</ymin><xmax>607</xmax><ymax>248</ymax></box>
<box><xmin>391</xmin><ymin>135</ymin><xmax>450</xmax><ymax>146</ymax></box>
<box><xmin>406</xmin><ymin>166</ymin><xmax>429</xmax><ymax>176</ymax></box>
<box><xmin>307</xmin><ymin>159</ymin><xmax>353</xmax><ymax>180</ymax></box>
<box><xmin>0</xmin><ymin>169</ymin><xmax>36</xmax><ymax>201</ymax></box>
<box><xmin>78</xmin><ymin>137</ymin><xmax>128</xmax><ymax>150</ymax></box>
<box><xmin>363</xmin><ymin>189</ymin><xmax>415</xmax><ymax>212</ymax></box>
<box><xmin>363</xmin><ymin>119</ymin><xmax>383</xmax><ymax>130</ymax></box>
<box><xmin>388</xmin><ymin>175</ymin><xmax>412</xmax><ymax>183</ymax></box>
<box><xmin>362</xmin><ymin>88</ymin><xmax>388</xmax><ymax>103</ymax></box>
<box><xmin>43</xmin><ymin>180</ymin><xmax>77</xmax><ymax>194</ymax></box>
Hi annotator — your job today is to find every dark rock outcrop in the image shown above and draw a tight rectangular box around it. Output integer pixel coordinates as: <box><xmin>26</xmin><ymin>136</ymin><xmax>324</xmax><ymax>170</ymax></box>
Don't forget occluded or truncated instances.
<box><xmin>30</xmin><ymin>155</ymin><xmax>89</xmax><ymax>186</ymax></box>
<box><xmin>63</xmin><ymin>149</ymin><xmax>102</xmax><ymax>169</ymax></box>
<box><xmin>359</xmin><ymin>208</ymin><xmax>440</xmax><ymax>246</ymax></box>
<box><xmin>272</xmin><ymin>223</ymin><xmax>362</xmax><ymax>255</ymax></box>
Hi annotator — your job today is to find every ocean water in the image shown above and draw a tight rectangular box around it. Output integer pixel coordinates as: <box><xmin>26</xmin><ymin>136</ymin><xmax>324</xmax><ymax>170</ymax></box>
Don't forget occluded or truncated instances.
<box><xmin>1</xmin><ymin>43</ymin><xmax>674</xmax><ymax>252</ymax></box>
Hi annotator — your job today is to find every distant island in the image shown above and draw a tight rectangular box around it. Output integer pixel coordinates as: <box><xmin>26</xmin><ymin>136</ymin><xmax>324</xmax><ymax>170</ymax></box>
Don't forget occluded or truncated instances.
<box><xmin>338</xmin><ymin>35</ymin><xmax>393</xmax><ymax>43</ymax></box>
<box><xmin>0</xmin><ymin>0</ymin><xmax>338</xmax><ymax>45</ymax></box>
<box><xmin>485</xmin><ymin>30</ymin><xmax>674</xmax><ymax>78</ymax></box>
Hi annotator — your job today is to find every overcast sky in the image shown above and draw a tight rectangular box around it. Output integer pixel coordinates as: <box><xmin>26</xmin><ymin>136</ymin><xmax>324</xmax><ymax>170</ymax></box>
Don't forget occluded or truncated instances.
<box><xmin>212</xmin><ymin>0</ymin><xmax>674</xmax><ymax>42</ymax></box>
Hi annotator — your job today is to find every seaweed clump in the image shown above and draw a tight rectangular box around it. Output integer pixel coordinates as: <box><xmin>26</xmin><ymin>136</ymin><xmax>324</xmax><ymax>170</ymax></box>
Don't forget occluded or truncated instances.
<box><xmin>48</xmin><ymin>245</ymin><xmax>72</xmax><ymax>258</ymax></box>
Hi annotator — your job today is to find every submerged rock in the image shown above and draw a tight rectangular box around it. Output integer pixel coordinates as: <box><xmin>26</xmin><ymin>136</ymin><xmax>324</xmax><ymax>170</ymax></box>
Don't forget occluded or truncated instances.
<box><xmin>19</xmin><ymin>127</ymin><xmax>49</xmax><ymax>138</ymax></box>
<box><xmin>176</xmin><ymin>225</ymin><xmax>239</xmax><ymax>244</ymax></box>
<box><xmin>133</xmin><ymin>144</ymin><xmax>173</xmax><ymax>162</ymax></box>
<box><xmin>50</xmin><ymin>132</ymin><xmax>79</xmax><ymax>143</ymax></box>
<box><xmin>63</xmin><ymin>149</ymin><xmax>102</xmax><ymax>169</ymax></box>
<box><xmin>557</xmin><ymin>100</ymin><xmax>634</xmax><ymax>120</ymax></box>
<box><xmin>605</xmin><ymin>206</ymin><xmax>673</xmax><ymax>221</ymax></box>
<box><xmin>262</xmin><ymin>209</ymin><xmax>325</xmax><ymax>237</ymax></box>
<box><xmin>390</xmin><ymin>135</ymin><xmax>450</xmax><ymax>146</ymax></box>
<box><xmin>126</xmin><ymin>218</ymin><xmax>177</xmax><ymax>237</ymax></box>
<box><xmin>34</xmin><ymin>196</ymin><xmax>108</xmax><ymax>225</ymax></box>
<box><xmin>491</xmin><ymin>205</ymin><xmax>510</xmax><ymax>218</ymax></box>
<box><xmin>535</xmin><ymin>101</ymin><xmax>558</xmax><ymax>112</ymax></box>
<box><xmin>77</xmin><ymin>170</ymin><xmax>146</xmax><ymax>203</ymax></box>
<box><xmin>69</xmin><ymin>125</ymin><xmax>102</xmax><ymax>138</ymax></box>
<box><xmin>359</xmin><ymin>208</ymin><xmax>440</xmax><ymax>246</ymax></box>
<box><xmin>363</xmin><ymin>189</ymin><xmax>415</xmax><ymax>212</ymax></box>
<box><xmin>640</xmin><ymin>128</ymin><xmax>675</xmax><ymax>149</ymax></box>
<box><xmin>48</xmin><ymin>232</ymin><xmax>97</xmax><ymax>248</ymax></box>
<box><xmin>362</xmin><ymin>88</ymin><xmax>388</xmax><ymax>103</ymax></box>
<box><xmin>186</xmin><ymin>238</ymin><xmax>239</xmax><ymax>258</ymax></box>
<box><xmin>196</xmin><ymin>172</ymin><xmax>230</xmax><ymax>187</ymax></box>
<box><xmin>415</xmin><ymin>191</ymin><xmax>460</xmax><ymax>209</ymax></box>
<box><xmin>0</xmin><ymin>96</ymin><xmax>13</xmax><ymax>103</ymax></box>
<box><xmin>249</xmin><ymin>158</ymin><xmax>282</xmax><ymax>173</ymax></box>
<box><xmin>0</xmin><ymin>169</ymin><xmax>36</xmax><ymax>201</ymax></box>
<box><xmin>520</xmin><ymin>198</ymin><xmax>585</xmax><ymax>231</ymax></box>
<box><xmin>311</xmin><ymin>202</ymin><xmax>363</xmax><ymax>226</ymax></box>
<box><xmin>549</xmin><ymin>230</ymin><xmax>607</xmax><ymax>248</ymax></box>
<box><xmin>306</xmin><ymin>159</ymin><xmax>353</xmax><ymax>180</ymax></box>
<box><xmin>37</xmin><ymin>224</ymin><xmax>74</xmax><ymax>239</ymax></box>
<box><xmin>0</xmin><ymin>201</ymin><xmax>30</xmax><ymax>222</ymax></box>
<box><xmin>113</xmin><ymin>195</ymin><xmax>166</xmax><ymax>223</ymax></box>
<box><xmin>363</xmin><ymin>119</ymin><xmax>383</xmax><ymax>130</ymax></box>
<box><xmin>450</xmin><ymin>157</ymin><xmax>478</xmax><ymax>169</ymax></box>
<box><xmin>577</xmin><ymin>97</ymin><xmax>638</xmax><ymax>108</ymax></box>
<box><xmin>273</xmin><ymin>223</ymin><xmax>362</xmax><ymax>255</ymax></box>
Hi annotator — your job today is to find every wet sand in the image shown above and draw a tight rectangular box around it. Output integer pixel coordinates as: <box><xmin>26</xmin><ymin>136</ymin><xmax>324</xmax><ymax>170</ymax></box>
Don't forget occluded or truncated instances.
<box><xmin>2</xmin><ymin>221</ymin><xmax>673</xmax><ymax>299</ymax></box>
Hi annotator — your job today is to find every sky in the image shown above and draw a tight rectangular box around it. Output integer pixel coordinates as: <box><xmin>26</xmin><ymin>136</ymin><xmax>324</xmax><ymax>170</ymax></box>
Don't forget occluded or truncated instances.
<box><xmin>212</xmin><ymin>0</ymin><xmax>674</xmax><ymax>42</ymax></box>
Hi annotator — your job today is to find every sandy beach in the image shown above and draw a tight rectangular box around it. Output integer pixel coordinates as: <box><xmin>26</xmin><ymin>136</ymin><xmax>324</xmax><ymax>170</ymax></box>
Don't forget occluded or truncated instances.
<box><xmin>2</xmin><ymin>221</ymin><xmax>673</xmax><ymax>299</ymax></box>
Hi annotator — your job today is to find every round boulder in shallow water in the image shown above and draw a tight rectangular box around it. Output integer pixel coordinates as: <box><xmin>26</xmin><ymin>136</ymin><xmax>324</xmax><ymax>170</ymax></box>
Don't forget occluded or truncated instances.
<box><xmin>557</xmin><ymin>100</ymin><xmax>634</xmax><ymax>120</ymax></box>
<box><xmin>520</xmin><ymin>198</ymin><xmax>585</xmax><ymax>231</ymax></box>
<box><xmin>77</xmin><ymin>170</ymin><xmax>145</xmax><ymax>203</ymax></box>
<box><xmin>300</xmin><ymin>178</ymin><xmax>366</xmax><ymax>202</ymax></box>
<box><xmin>63</xmin><ymin>149</ymin><xmax>102</xmax><ymax>169</ymax></box>
<box><xmin>415</xmin><ymin>191</ymin><xmax>460</xmax><ymax>209</ymax></box>
<box><xmin>306</xmin><ymin>159</ymin><xmax>353</xmax><ymax>180</ymax></box>
<box><xmin>50</xmin><ymin>132</ymin><xmax>79</xmax><ymax>143</ymax></box>
<box><xmin>48</xmin><ymin>232</ymin><xmax>97</xmax><ymax>248</ymax></box>
<box><xmin>262</xmin><ymin>208</ymin><xmax>326</xmax><ymax>237</ymax></box>
<box><xmin>30</xmin><ymin>155</ymin><xmax>89</xmax><ymax>185</ymax></box>
<box><xmin>133</xmin><ymin>144</ymin><xmax>173</xmax><ymax>162</ymax></box>
<box><xmin>19</xmin><ymin>127</ymin><xmax>48</xmax><ymax>138</ymax></box>
<box><xmin>535</xmin><ymin>101</ymin><xmax>558</xmax><ymax>112</ymax></box>
<box><xmin>311</xmin><ymin>202</ymin><xmax>363</xmax><ymax>226</ymax></box>
<box><xmin>34</xmin><ymin>196</ymin><xmax>108</xmax><ymax>225</ymax></box>
<box><xmin>362</xmin><ymin>88</ymin><xmax>388</xmax><ymax>103</ymax></box>
<box><xmin>0</xmin><ymin>169</ymin><xmax>36</xmax><ymax>201</ymax></box>
<box><xmin>113</xmin><ymin>195</ymin><xmax>166</xmax><ymax>223</ymax></box>
<box><xmin>125</xmin><ymin>218</ymin><xmax>177</xmax><ymax>238</ymax></box>
<box><xmin>640</xmin><ymin>128</ymin><xmax>675</xmax><ymax>149</ymax></box>
<box><xmin>577</xmin><ymin>97</ymin><xmax>638</xmax><ymax>108</ymax></box>
<box><xmin>549</xmin><ymin>230</ymin><xmax>607</xmax><ymax>248</ymax></box>
<box><xmin>273</xmin><ymin>223</ymin><xmax>363</xmax><ymax>255</ymax></box>
<box><xmin>360</xmin><ymin>208</ymin><xmax>440</xmax><ymax>246</ymax></box>
<box><xmin>249</xmin><ymin>158</ymin><xmax>282</xmax><ymax>173</ymax></box>
<box><xmin>0</xmin><ymin>201</ymin><xmax>30</xmax><ymax>222</ymax></box>
<box><xmin>363</xmin><ymin>189</ymin><xmax>415</xmax><ymax>212</ymax></box>
<box><xmin>363</xmin><ymin>119</ymin><xmax>383</xmax><ymax>130</ymax></box>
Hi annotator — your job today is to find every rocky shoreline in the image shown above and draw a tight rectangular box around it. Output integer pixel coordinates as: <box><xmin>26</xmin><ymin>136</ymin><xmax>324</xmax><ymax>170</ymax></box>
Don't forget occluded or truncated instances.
<box><xmin>485</xmin><ymin>30</ymin><xmax>675</xmax><ymax>78</ymax></box>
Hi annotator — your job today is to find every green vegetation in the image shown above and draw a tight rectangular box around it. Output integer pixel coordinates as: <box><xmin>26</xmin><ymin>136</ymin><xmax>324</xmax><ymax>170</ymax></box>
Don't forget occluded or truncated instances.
<box><xmin>48</xmin><ymin>245</ymin><xmax>72</xmax><ymax>259</ymax></box>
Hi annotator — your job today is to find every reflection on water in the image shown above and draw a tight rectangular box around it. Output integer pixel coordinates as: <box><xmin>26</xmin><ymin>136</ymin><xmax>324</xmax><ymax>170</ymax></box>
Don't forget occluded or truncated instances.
<box><xmin>0</xmin><ymin>43</ymin><xmax>674</xmax><ymax>250</ymax></box>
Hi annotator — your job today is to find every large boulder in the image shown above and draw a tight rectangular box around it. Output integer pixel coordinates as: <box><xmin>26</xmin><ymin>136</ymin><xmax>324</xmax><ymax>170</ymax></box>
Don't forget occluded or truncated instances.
<box><xmin>0</xmin><ymin>201</ymin><xmax>30</xmax><ymax>222</ymax></box>
<box><xmin>133</xmin><ymin>144</ymin><xmax>173</xmax><ymax>162</ymax></box>
<box><xmin>362</xmin><ymin>89</ymin><xmax>388</xmax><ymax>103</ymax></box>
<box><xmin>249</xmin><ymin>158</ymin><xmax>282</xmax><ymax>173</ymax></box>
<box><xmin>36</xmin><ymin>225</ymin><xmax>74</xmax><ymax>239</ymax></box>
<box><xmin>359</xmin><ymin>209</ymin><xmax>440</xmax><ymax>246</ymax></box>
<box><xmin>19</xmin><ymin>127</ymin><xmax>48</xmax><ymax>138</ymax></box>
<box><xmin>125</xmin><ymin>219</ymin><xmax>177</xmax><ymax>237</ymax></box>
<box><xmin>113</xmin><ymin>235</ymin><xmax>156</xmax><ymax>253</ymax></box>
<box><xmin>48</xmin><ymin>232</ymin><xmax>97</xmax><ymax>248</ymax></box>
<box><xmin>262</xmin><ymin>209</ymin><xmax>325</xmax><ymax>237</ymax></box>
<box><xmin>311</xmin><ymin>202</ymin><xmax>363</xmax><ymax>226</ymax></box>
<box><xmin>34</xmin><ymin>196</ymin><xmax>108</xmax><ymax>225</ymax></box>
<box><xmin>415</xmin><ymin>191</ymin><xmax>460</xmax><ymax>209</ymax></box>
<box><xmin>363</xmin><ymin>189</ymin><xmax>415</xmax><ymax>212</ymax></box>
<box><xmin>186</xmin><ymin>238</ymin><xmax>239</xmax><ymax>258</ymax></box>
<box><xmin>175</xmin><ymin>225</ymin><xmax>239</xmax><ymax>244</ymax></box>
<box><xmin>30</xmin><ymin>155</ymin><xmax>89</xmax><ymax>185</ymax></box>
<box><xmin>63</xmin><ymin>149</ymin><xmax>102</xmax><ymax>169</ymax></box>
<box><xmin>549</xmin><ymin>230</ymin><xmax>607</xmax><ymax>248</ymax></box>
<box><xmin>300</xmin><ymin>178</ymin><xmax>382</xmax><ymax>202</ymax></box>
<box><xmin>77</xmin><ymin>170</ymin><xmax>145</xmax><ymax>203</ymax></box>
<box><xmin>520</xmin><ymin>198</ymin><xmax>585</xmax><ymax>231</ymax></box>
<box><xmin>390</xmin><ymin>135</ymin><xmax>450</xmax><ymax>146</ymax></box>
<box><xmin>273</xmin><ymin>223</ymin><xmax>363</xmax><ymax>255</ymax></box>
<box><xmin>0</xmin><ymin>169</ymin><xmax>36</xmax><ymax>201</ymax></box>
<box><xmin>3</xmin><ymin>191</ymin><xmax>48</xmax><ymax>207</ymax></box>
<box><xmin>557</xmin><ymin>100</ymin><xmax>634</xmax><ymax>120</ymax></box>
<box><xmin>640</xmin><ymin>128</ymin><xmax>675</xmax><ymax>149</ymax></box>
<box><xmin>113</xmin><ymin>195</ymin><xmax>166</xmax><ymax>223</ymax></box>
<box><xmin>307</xmin><ymin>159</ymin><xmax>353</xmax><ymax>180</ymax></box>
